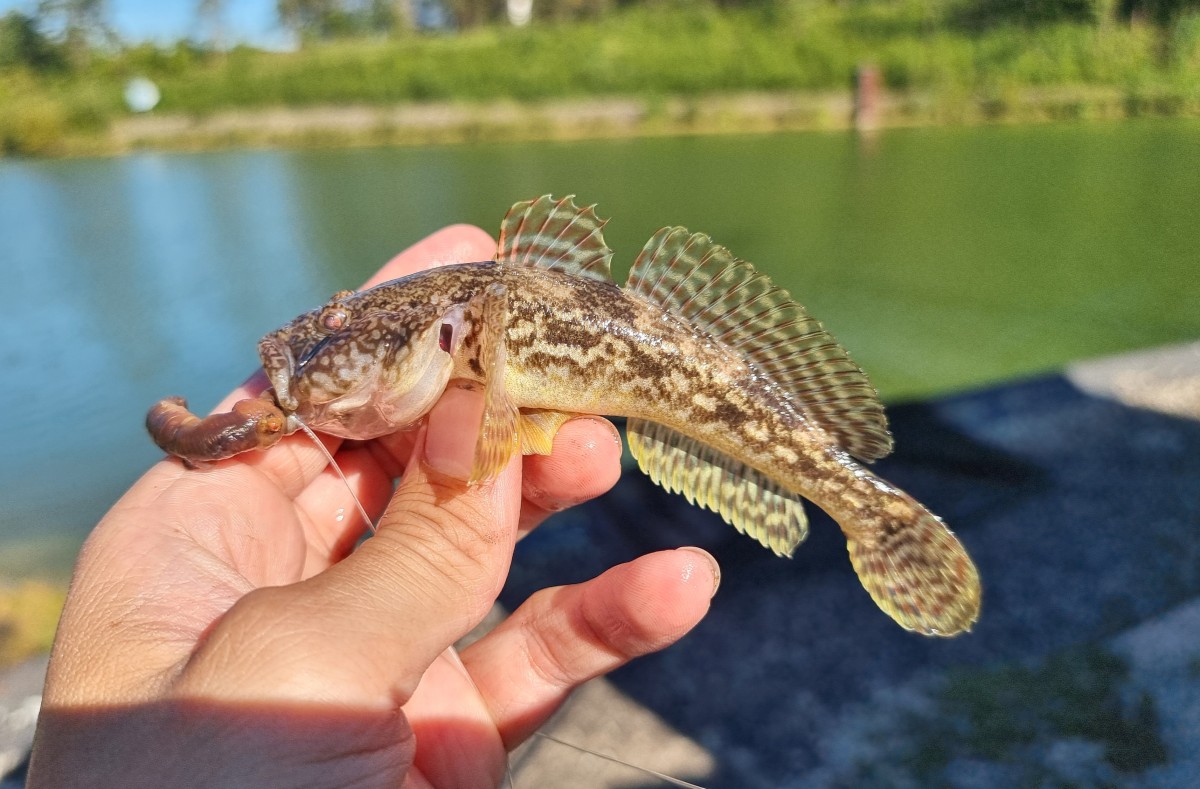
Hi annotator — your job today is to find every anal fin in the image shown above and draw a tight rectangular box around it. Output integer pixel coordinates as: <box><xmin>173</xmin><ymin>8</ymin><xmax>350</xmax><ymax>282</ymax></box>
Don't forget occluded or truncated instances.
<box><xmin>626</xmin><ymin>418</ymin><xmax>808</xmax><ymax>557</ymax></box>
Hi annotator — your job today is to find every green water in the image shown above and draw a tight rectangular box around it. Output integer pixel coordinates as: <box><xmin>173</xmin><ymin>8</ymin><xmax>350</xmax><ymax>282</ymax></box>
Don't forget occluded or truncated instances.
<box><xmin>1</xmin><ymin>120</ymin><xmax>1197</xmax><ymax>580</ymax></box>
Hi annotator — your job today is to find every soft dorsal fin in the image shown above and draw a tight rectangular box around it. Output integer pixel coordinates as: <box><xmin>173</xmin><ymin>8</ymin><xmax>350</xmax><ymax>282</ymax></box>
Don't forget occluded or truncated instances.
<box><xmin>496</xmin><ymin>195</ymin><xmax>614</xmax><ymax>283</ymax></box>
<box><xmin>627</xmin><ymin>418</ymin><xmax>809</xmax><ymax>557</ymax></box>
<box><xmin>627</xmin><ymin>227</ymin><xmax>893</xmax><ymax>461</ymax></box>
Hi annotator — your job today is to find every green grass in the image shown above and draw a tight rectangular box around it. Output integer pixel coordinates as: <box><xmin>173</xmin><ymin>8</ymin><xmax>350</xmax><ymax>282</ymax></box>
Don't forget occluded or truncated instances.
<box><xmin>3</xmin><ymin>2</ymin><xmax>1200</xmax><ymax>154</ymax></box>
<box><xmin>895</xmin><ymin>646</ymin><xmax>1169</xmax><ymax>780</ymax></box>
<box><xmin>142</xmin><ymin>6</ymin><xmax>1197</xmax><ymax>109</ymax></box>
<box><xmin>0</xmin><ymin>580</ymin><xmax>64</xmax><ymax>668</ymax></box>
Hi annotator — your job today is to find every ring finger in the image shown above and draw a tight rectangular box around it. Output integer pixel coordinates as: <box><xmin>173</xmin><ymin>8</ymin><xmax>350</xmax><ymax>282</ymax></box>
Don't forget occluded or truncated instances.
<box><xmin>455</xmin><ymin>547</ymin><xmax>719</xmax><ymax>749</ymax></box>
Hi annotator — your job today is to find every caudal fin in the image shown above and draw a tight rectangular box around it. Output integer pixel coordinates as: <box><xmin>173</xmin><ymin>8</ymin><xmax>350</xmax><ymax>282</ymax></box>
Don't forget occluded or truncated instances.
<box><xmin>845</xmin><ymin>497</ymin><xmax>981</xmax><ymax>636</ymax></box>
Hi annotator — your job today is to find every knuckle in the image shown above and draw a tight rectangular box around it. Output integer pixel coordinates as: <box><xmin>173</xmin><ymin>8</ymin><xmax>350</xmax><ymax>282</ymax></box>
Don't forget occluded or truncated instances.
<box><xmin>517</xmin><ymin>589</ymin><xmax>642</xmax><ymax>691</ymax></box>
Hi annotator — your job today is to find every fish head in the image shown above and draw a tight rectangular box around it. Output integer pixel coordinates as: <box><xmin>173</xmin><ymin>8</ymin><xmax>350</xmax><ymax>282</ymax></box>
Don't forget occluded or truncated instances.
<box><xmin>257</xmin><ymin>285</ymin><xmax>460</xmax><ymax>440</ymax></box>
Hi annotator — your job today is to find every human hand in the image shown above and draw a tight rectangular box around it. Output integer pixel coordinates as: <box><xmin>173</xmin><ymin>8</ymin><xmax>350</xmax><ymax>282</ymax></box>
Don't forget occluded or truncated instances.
<box><xmin>28</xmin><ymin>225</ymin><xmax>720</xmax><ymax>789</ymax></box>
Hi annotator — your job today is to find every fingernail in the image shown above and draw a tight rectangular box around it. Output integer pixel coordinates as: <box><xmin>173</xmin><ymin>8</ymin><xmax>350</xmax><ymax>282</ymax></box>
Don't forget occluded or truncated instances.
<box><xmin>580</xmin><ymin>416</ymin><xmax>622</xmax><ymax>448</ymax></box>
<box><xmin>557</xmin><ymin>416</ymin><xmax>621</xmax><ymax>454</ymax></box>
<box><xmin>678</xmin><ymin>546</ymin><xmax>721</xmax><ymax>598</ymax></box>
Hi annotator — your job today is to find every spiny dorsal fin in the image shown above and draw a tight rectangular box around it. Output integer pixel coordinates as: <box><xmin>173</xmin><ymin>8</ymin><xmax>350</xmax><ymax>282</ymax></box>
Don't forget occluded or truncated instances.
<box><xmin>627</xmin><ymin>227</ymin><xmax>893</xmax><ymax>461</ymax></box>
<box><xmin>496</xmin><ymin>195</ymin><xmax>614</xmax><ymax>283</ymax></box>
<box><xmin>627</xmin><ymin>418</ymin><xmax>809</xmax><ymax>557</ymax></box>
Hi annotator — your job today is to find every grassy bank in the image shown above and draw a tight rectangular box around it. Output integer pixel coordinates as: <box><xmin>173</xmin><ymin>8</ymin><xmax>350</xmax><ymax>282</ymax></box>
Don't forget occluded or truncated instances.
<box><xmin>0</xmin><ymin>581</ymin><xmax>64</xmax><ymax>668</ymax></box>
<box><xmin>3</xmin><ymin>2</ymin><xmax>1200</xmax><ymax>154</ymax></box>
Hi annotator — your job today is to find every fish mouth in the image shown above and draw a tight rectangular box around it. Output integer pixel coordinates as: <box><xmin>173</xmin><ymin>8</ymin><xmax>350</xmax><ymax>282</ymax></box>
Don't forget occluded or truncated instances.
<box><xmin>257</xmin><ymin>334</ymin><xmax>300</xmax><ymax>412</ymax></box>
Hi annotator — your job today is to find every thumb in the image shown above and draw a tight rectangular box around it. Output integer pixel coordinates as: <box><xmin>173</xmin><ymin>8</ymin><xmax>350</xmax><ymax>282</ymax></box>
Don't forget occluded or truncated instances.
<box><xmin>175</xmin><ymin>384</ymin><xmax>522</xmax><ymax>707</ymax></box>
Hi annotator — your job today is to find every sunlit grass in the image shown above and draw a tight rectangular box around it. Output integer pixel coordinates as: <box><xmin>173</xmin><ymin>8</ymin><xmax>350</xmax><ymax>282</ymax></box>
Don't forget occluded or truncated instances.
<box><xmin>0</xmin><ymin>580</ymin><xmax>65</xmax><ymax>668</ymax></box>
<box><xmin>138</xmin><ymin>8</ymin><xmax>1197</xmax><ymax>110</ymax></box>
<box><xmin>836</xmin><ymin>645</ymin><xmax>1171</xmax><ymax>783</ymax></box>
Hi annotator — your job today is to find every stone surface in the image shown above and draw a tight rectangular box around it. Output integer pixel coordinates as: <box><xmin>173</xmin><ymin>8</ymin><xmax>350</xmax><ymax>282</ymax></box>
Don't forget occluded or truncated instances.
<box><xmin>1112</xmin><ymin>598</ymin><xmax>1200</xmax><ymax>788</ymax></box>
<box><xmin>0</xmin><ymin>656</ymin><xmax>45</xmax><ymax>786</ymax></box>
<box><xmin>1068</xmin><ymin>340</ymin><xmax>1200</xmax><ymax>421</ymax></box>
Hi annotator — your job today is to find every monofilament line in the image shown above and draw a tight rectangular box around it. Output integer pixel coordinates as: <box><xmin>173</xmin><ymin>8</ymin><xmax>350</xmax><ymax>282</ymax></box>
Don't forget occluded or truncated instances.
<box><xmin>533</xmin><ymin>732</ymin><xmax>710</xmax><ymax>788</ymax></box>
<box><xmin>295</xmin><ymin>420</ymin><xmax>376</xmax><ymax>533</ymax></box>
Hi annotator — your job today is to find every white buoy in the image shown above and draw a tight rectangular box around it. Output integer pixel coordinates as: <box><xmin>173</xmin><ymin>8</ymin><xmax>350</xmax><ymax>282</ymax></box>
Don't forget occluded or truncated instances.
<box><xmin>124</xmin><ymin>77</ymin><xmax>161</xmax><ymax>113</ymax></box>
<box><xmin>507</xmin><ymin>0</ymin><xmax>533</xmax><ymax>27</ymax></box>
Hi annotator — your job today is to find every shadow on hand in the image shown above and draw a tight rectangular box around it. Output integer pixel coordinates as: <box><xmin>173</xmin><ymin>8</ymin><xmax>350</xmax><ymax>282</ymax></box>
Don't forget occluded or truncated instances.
<box><xmin>30</xmin><ymin>698</ymin><xmax>503</xmax><ymax>789</ymax></box>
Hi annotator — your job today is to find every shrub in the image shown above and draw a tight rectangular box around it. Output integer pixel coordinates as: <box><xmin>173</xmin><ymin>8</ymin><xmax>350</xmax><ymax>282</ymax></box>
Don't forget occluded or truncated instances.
<box><xmin>951</xmin><ymin>0</ymin><xmax>1102</xmax><ymax>30</ymax></box>
<box><xmin>0</xmin><ymin>581</ymin><xmax>66</xmax><ymax>667</ymax></box>
<box><xmin>0</xmin><ymin>92</ymin><xmax>68</xmax><ymax>155</ymax></box>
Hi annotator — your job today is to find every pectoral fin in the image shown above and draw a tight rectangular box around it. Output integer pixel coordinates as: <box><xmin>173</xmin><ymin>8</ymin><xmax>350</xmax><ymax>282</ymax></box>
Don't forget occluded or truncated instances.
<box><xmin>463</xmin><ymin>283</ymin><xmax>520</xmax><ymax>484</ymax></box>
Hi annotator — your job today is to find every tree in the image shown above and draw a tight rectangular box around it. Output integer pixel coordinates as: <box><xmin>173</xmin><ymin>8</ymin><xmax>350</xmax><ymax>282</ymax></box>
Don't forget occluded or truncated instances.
<box><xmin>0</xmin><ymin>9</ymin><xmax>62</xmax><ymax>70</ymax></box>
<box><xmin>949</xmin><ymin>0</ymin><xmax>1100</xmax><ymax>29</ymax></box>
<box><xmin>365</xmin><ymin>0</ymin><xmax>402</xmax><ymax>31</ymax></box>
<box><xmin>1117</xmin><ymin>0</ymin><xmax>1200</xmax><ymax>23</ymax></box>
<box><xmin>195</xmin><ymin>0</ymin><xmax>227</xmax><ymax>49</ymax></box>
<box><xmin>277</xmin><ymin>0</ymin><xmax>404</xmax><ymax>40</ymax></box>
<box><xmin>278</xmin><ymin>0</ymin><xmax>336</xmax><ymax>38</ymax></box>
<box><xmin>35</xmin><ymin>0</ymin><xmax>114</xmax><ymax>64</ymax></box>
<box><xmin>444</xmin><ymin>0</ymin><xmax>504</xmax><ymax>28</ymax></box>
<box><xmin>535</xmin><ymin>0</ymin><xmax>612</xmax><ymax>22</ymax></box>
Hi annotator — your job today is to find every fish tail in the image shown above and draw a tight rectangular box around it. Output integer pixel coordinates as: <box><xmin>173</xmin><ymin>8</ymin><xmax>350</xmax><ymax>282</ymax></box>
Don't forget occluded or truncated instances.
<box><xmin>844</xmin><ymin>489</ymin><xmax>980</xmax><ymax>636</ymax></box>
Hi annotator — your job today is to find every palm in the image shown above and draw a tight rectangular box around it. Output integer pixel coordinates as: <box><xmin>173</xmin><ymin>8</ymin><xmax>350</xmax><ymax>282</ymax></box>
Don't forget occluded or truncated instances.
<box><xmin>102</xmin><ymin>424</ymin><xmax>406</xmax><ymax>639</ymax></box>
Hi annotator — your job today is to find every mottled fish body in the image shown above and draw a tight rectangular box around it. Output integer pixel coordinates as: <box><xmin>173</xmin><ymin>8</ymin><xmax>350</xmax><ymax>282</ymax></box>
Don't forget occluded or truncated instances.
<box><xmin>257</xmin><ymin>196</ymin><xmax>981</xmax><ymax>635</ymax></box>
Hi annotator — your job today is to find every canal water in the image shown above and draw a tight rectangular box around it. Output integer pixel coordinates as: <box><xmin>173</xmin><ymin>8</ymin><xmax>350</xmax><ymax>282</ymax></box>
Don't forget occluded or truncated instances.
<box><xmin>1</xmin><ymin>119</ymin><xmax>1196</xmax><ymax>580</ymax></box>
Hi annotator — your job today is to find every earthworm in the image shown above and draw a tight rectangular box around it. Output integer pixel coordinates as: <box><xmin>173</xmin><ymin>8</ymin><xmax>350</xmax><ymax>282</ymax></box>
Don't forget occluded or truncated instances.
<box><xmin>146</xmin><ymin>394</ymin><xmax>287</xmax><ymax>467</ymax></box>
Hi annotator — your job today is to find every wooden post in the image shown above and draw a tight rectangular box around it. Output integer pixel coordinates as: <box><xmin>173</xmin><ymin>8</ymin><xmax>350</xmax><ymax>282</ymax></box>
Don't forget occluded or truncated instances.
<box><xmin>854</xmin><ymin>64</ymin><xmax>881</xmax><ymax>133</ymax></box>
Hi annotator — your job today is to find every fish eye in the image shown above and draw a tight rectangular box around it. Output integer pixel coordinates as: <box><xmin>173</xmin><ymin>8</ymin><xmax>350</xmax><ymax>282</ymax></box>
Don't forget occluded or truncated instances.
<box><xmin>318</xmin><ymin>305</ymin><xmax>349</xmax><ymax>332</ymax></box>
<box><xmin>315</xmin><ymin>291</ymin><xmax>354</xmax><ymax>333</ymax></box>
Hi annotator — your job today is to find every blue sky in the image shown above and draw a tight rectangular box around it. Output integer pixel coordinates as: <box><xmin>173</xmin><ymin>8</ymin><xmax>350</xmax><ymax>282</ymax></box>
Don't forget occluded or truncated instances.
<box><xmin>0</xmin><ymin>0</ymin><xmax>292</xmax><ymax>47</ymax></box>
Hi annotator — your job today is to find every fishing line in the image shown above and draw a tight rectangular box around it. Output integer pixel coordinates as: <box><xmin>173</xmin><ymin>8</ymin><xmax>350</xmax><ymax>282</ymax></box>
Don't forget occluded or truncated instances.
<box><xmin>294</xmin><ymin>420</ymin><xmax>376</xmax><ymax>534</ymax></box>
<box><xmin>442</xmin><ymin>645</ymin><xmax>702</xmax><ymax>789</ymax></box>
<box><xmin>533</xmin><ymin>732</ymin><xmax>710</xmax><ymax>789</ymax></box>
<box><xmin>297</xmin><ymin>424</ymin><xmax>519</xmax><ymax>784</ymax></box>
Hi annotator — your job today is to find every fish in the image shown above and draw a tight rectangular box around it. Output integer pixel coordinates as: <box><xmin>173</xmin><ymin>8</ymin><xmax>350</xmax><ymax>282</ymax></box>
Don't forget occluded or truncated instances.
<box><xmin>153</xmin><ymin>195</ymin><xmax>981</xmax><ymax>636</ymax></box>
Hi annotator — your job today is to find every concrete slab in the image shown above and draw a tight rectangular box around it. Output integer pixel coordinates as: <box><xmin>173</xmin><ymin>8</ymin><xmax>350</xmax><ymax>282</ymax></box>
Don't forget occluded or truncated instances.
<box><xmin>1067</xmin><ymin>340</ymin><xmax>1200</xmax><ymax>420</ymax></box>
<box><xmin>0</xmin><ymin>656</ymin><xmax>45</xmax><ymax>785</ymax></box>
